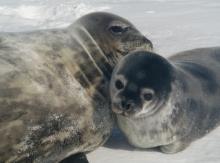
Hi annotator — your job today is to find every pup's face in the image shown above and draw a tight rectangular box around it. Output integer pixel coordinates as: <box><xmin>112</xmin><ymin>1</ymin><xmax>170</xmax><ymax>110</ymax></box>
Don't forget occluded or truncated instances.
<box><xmin>110</xmin><ymin>51</ymin><xmax>173</xmax><ymax>117</ymax></box>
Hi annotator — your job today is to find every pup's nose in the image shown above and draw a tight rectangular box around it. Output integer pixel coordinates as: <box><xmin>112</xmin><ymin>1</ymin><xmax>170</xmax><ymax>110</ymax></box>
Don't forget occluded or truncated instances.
<box><xmin>120</xmin><ymin>100</ymin><xmax>134</xmax><ymax>111</ymax></box>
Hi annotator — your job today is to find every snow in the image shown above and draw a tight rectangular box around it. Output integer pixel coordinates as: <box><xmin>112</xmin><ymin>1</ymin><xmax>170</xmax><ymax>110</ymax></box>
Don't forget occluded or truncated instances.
<box><xmin>0</xmin><ymin>0</ymin><xmax>110</xmax><ymax>31</ymax></box>
<box><xmin>88</xmin><ymin>127</ymin><xmax>220</xmax><ymax>163</ymax></box>
<box><xmin>0</xmin><ymin>0</ymin><xmax>220</xmax><ymax>162</ymax></box>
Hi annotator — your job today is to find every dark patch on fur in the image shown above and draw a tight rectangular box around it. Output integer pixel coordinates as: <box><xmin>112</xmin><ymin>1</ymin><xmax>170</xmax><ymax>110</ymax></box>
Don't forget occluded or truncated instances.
<box><xmin>161</xmin><ymin>122</ymin><xmax>169</xmax><ymax>131</ymax></box>
<box><xmin>148</xmin><ymin>129</ymin><xmax>158</xmax><ymax>140</ymax></box>
<box><xmin>73</xmin><ymin>28</ymin><xmax>113</xmax><ymax>80</ymax></box>
<box><xmin>44</xmin><ymin>48</ymin><xmax>62</xmax><ymax>61</ymax></box>
<box><xmin>51</xmin><ymin>42</ymin><xmax>63</xmax><ymax>55</ymax></box>
<box><xmin>0</xmin><ymin>71</ymin><xmax>20</xmax><ymax>84</ymax></box>
<box><xmin>178</xmin><ymin>62</ymin><xmax>218</xmax><ymax>94</ymax></box>
<box><xmin>105</xmin><ymin>52</ymin><xmax>117</xmax><ymax>64</ymax></box>
<box><xmin>0</xmin><ymin>100</ymin><xmax>29</xmax><ymax>123</ymax></box>
<box><xmin>36</xmin><ymin>68</ymin><xmax>63</xmax><ymax>96</ymax></box>
<box><xmin>33</xmin><ymin>70</ymin><xmax>54</xmax><ymax>90</ymax></box>
<box><xmin>98</xmin><ymin>58</ymin><xmax>113</xmax><ymax>80</ymax></box>
<box><xmin>0</xmin><ymin>88</ymin><xmax>22</xmax><ymax>98</ymax></box>
<box><xmin>186</xmin><ymin>99</ymin><xmax>213</xmax><ymax>138</ymax></box>
<box><xmin>78</xmin><ymin>61</ymin><xmax>101</xmax><ymax>84</ymax></box>
<box><xmin>171</xmin><ymin>104</ymin><xmax>184</xmax><ymax>127</ymax></box>
<box><xmin>94</xmin><ymin>78</ymin><xmax>110</xmax><ymax>98</ymax></box>
<box><xmin>67</xmin><ymin>104</ymin><xmax>87</xmax><ymax>116</ymax></box>
<box><xmin>14</xmin><ymin>113</ymin><xmax>83</xmax><ymax>162</ymax></box>
<box><xmin>55</xmin><ymin>63</ymin><xmax>70</xmax><ymax>87</ymax></box>
<box><xmin>91</xmin><ymin>92</ymin><xmax>112</xmax><ymax>144</ymax></box>
<box><xmin>0</xmin><ymin>55</ymin><xmax>24</xmax><ymax>67</ymax></box>
<box><xmin>172</xmin><ymin>98</ymin><xmax>220</xmax><ymax>142</ymax></box>
<box><xmin>74</xmin><ymin>71</ymin><xmax>90</xmax><ymax>88</ymax></box>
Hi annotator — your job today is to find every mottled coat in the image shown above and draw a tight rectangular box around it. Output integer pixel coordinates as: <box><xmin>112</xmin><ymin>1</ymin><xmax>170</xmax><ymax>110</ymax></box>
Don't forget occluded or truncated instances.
<box><xmin>0</xmin><ymin>12</ymin><xmax>152</xmax><ymax>162</ymax></box>
<box><xmin>110</xmin><ymin>48</ymin><xmax>220</xmax><ymax>153</ymax></box>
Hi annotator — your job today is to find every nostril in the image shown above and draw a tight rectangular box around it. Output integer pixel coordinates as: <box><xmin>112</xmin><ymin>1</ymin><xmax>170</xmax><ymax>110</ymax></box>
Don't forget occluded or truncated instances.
<box><xmin>125</xmin><ymin>103</ymin><xmax>131</xmax><ymax>110</ymax></box>
<box><xmin>121</xmin><ymin>101</ymin><xmax>132</xmax><ymax>111</ymax></box>
<box><xmin>121</xmin><ymin>101</ymin><xmax>126</xmax><ymax>108</ymax></box>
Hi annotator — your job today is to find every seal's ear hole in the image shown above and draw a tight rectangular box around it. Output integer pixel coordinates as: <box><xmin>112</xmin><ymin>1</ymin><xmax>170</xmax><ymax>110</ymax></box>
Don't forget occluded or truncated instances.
<box><xmin>109</xmin><ymin>26</ymin><xmax>129</xmax><ymax>35</ymax></box>
<box><xmin>115</xmin><ymin>79</ymin><xmax>124</xmax><ymax>90</ymax></box>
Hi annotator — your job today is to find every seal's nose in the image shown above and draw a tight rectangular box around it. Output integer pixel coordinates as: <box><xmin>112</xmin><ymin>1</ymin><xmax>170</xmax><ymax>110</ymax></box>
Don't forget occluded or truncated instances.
<box><xmin>142</xmin><ymin>37</ymin><xmax>153</xmax><ymax>50</ymax></box>
<box><xmin>120</xmin><ymin>100</ymin><xmax>134</xmax><ymax>111</ymax></box>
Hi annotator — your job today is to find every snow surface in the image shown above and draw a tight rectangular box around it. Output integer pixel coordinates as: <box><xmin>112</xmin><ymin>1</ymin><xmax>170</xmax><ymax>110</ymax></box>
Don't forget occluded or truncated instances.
<box><xmin>0</xmin><ymin>0</ymin><xmax>220</xmax><ymax>162</ymax></box>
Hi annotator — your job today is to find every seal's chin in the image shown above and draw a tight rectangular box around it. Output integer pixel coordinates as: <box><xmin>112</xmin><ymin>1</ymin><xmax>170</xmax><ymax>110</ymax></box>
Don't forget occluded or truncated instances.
<box><xmin>112</xmin><ymin>104</ymin><xmax>142</xmax><ymax>118</ymax></box>
<box><xmin>113</xmin><ymin>109</ymin><xmax>142</xmax><ymax>118</ymax></box>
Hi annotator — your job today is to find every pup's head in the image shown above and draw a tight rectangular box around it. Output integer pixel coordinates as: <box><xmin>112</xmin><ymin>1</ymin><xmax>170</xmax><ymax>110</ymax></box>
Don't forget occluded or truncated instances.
<box><xmin>110</xmin><ymin>51</ymin><xmax>174</xmax><ymax>117</ymax></box>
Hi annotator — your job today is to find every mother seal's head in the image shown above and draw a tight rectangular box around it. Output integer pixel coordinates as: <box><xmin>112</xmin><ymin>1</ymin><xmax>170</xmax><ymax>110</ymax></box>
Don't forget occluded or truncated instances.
<box><xmin>69</xmin><ymin>12</ymin><xmax>153</xmax><ymax>77</ymax></box>
<box><xmin>110</xmin><ymin>51</ymin><xmax>173</xmax><ymax>117</ymax></box>
<box><xmin>73</xmin><ymin>12</ymin><xmax>152</xmax><ymax>53</ymax></box>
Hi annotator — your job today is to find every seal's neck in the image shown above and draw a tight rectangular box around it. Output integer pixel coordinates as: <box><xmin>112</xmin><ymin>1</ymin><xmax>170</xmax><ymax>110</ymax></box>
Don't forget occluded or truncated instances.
<box><xmin>64</xmin><ymin>25</ymin><xmax>117</xmax><ymax>98</ymax></box>
<box><xmin>71</xmin><ymin>25</ymin><xmax>116</xmax><ymax>76</ymax></box>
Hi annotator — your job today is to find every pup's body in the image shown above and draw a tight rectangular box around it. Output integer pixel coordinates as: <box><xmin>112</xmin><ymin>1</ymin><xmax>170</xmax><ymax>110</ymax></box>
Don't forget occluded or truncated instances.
<box><xmin>110</xmin><ymin>47</ymin><xmax>220</xmax><ymax>153</ymax></box>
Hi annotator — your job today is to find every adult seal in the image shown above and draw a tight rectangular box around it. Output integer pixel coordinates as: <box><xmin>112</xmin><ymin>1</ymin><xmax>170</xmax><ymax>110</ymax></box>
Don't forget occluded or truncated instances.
<box><xmin>110</xmin><ymin>47</ymin><xmax>220</xmax><ymax>153</ymax></box>
<box><xmin>0</xmin><ymin>12</ymin><xmax>153</xmax><ymax>162</ymax></box>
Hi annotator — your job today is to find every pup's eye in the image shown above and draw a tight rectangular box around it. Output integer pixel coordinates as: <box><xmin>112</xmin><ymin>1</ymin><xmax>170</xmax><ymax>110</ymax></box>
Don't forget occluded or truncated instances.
<box><xmin>109</xmin><ymin>26</ymin><xmax>128</xmax><ymax>35</ymax></box>
<box><xmin>143</xmin><ymin>93</ymin><xmax>153</xmax><ymax>101</ymax></box>
<box><xmin>115</xmin><ymin>80</ymin><xmax>124</xmax><ymax>90</ymax></box>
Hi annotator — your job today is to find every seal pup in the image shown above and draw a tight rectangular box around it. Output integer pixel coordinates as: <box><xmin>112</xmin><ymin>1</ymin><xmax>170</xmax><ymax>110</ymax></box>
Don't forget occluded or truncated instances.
<box><xmin>0</xmin><ymin>12</ymin><xmax>153</xmax><ymax>162</ymax></box>
<box><xmin>110</xmin><ymin>47</ymin><xmax>220</xmax><ymax>153</ymax></box>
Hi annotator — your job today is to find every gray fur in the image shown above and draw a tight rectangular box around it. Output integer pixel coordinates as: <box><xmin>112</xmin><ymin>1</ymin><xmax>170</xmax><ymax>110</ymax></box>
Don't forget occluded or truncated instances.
<box><xmin>0</xmin><ymin>12</ymin><xmax>153</xmax><ymax>162</ymax></box>
<box><xmin>110</xmin><ymin>47</ymin><xmax>220</xmax><ymax>153</ymax></box>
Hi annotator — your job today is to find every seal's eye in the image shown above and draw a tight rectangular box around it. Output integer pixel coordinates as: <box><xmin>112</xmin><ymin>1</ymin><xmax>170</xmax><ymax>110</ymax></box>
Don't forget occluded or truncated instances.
<box><xmin>143</xmin><ymin>93</ymin><xmax>153</xmax><ymax>101</ymax></box>
<box><xmin>115</xmin><ymin>80</ymin><xmax>124</xmax><ymax>90</ymax></box>
<box><xmin>109</xmin><ymin>26</ymin><xmax>128</xmax><ymax>35</ymax></box>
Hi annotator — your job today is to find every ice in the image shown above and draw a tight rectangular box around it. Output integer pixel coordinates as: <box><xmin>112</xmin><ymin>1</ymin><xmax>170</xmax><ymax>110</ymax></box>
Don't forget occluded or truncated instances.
<box><xmin>0</xmin><ymin>0</ymin><xmax>220</xmax><ymax>162</ymax></box>
<box><xmin>88</xmin><ymin>127</ymin><xmax>220</xmax><ymax>163</ymax></box>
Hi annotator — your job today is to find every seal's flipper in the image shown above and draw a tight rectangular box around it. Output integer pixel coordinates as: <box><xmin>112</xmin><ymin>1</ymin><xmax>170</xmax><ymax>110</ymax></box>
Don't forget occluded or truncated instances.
<box><xmin>160</xmin><ymin>140</ymin><xmax>190</xmax><ymax>154</ymax></box>
<box><xmin>60</xmin><ymin>153</ymin><xmax>89</xmax><ymax>163</ymax></box>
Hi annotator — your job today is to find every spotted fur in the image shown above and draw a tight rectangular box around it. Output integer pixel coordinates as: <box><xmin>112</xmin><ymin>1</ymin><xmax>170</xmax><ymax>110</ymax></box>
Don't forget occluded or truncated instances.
<box><xmin>111</xmin><ymin>47</ymin><xmax>220</xmax><ymax>153</ymax></box>
<box><xmin>0</xmin><ymin>12</ymin><xmax>153</xmax><ymax>162</ymax></box>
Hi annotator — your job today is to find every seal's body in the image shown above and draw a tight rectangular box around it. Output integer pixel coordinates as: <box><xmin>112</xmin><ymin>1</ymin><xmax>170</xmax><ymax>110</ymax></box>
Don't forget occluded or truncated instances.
<box><xmin>0</xmin><ymin>12</ymin><xmax>152</xmax><ymax>162</ymax></box>
<box><xmin>110</xmin><ymin>47</ymin><xmax>220</xmax><ymax>153</ymax></box>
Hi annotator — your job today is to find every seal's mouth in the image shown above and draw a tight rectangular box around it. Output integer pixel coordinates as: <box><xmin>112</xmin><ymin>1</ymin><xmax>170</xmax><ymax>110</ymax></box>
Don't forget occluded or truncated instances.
<box><xmin>112</xmin><ymin>107</ymin><xmax>137</xmax><ymax>117</ymax></box>
<box><xmin>112</xmin><ymin>102</ymin><xmax>143</xmax><ymax>118</ymax></box>
<box><xmin>118</xmin><ymin>39</ymin><xmax>153</xmax><ymax>56</ymax></box>
<box><xmin>114</xmin><ymin>36</ymin><xmax>153</xmax><ymax>60</ymax></box>
<box><xmin>112</xmin><ymin>98</ymin><xmax>161</xmax><ymax>118</ymax></box>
